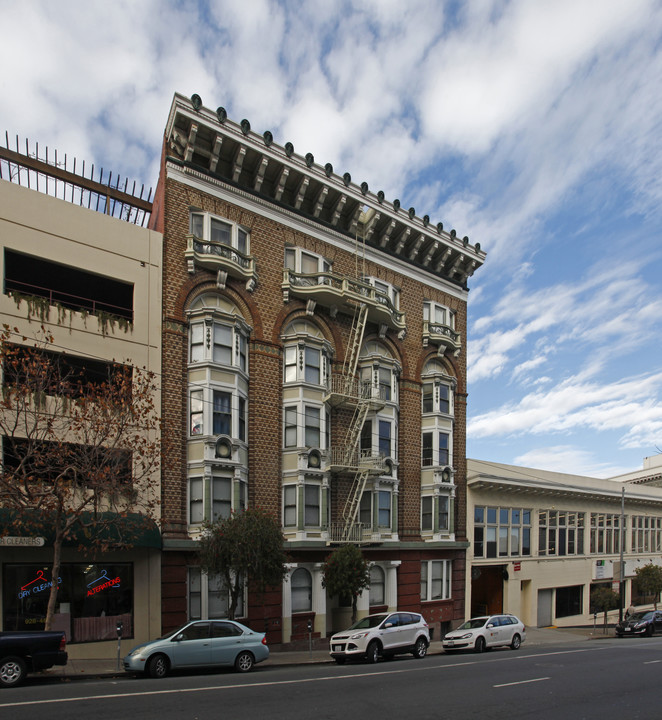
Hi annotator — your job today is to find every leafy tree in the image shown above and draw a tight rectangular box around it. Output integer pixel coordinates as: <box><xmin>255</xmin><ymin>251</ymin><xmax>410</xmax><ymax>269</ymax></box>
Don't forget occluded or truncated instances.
<box><xmin>198</xmin><ymin>507</ymin><xmax>288</xmax><ymax>620</ymax></box>
<box><xmin>322</xmin><ymin>544</ymin><xmax>371</xmax><ymax>624</ymax></box>
<box><xmin>0</xmin><ymin>325</ymin><xmax>161</xmax><ymax>630</ymax></box>
<box><xmin>634</xmin><ymin>563</ymin><xmax>662</xmax><ymax>609</ymax></box>
<box><xmin>590</xmin><ymin>586</ymin><xmax>620</xmax><ymax>631</ymax></box>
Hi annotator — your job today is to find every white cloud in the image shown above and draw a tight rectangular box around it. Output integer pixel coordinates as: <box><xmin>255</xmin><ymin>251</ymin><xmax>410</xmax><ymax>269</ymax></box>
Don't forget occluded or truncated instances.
<box><xmin>468</xmin><ymin>371</ymin><xmax>662</xmax><ymax>453</ymax></box>
<box><xmin>513</xmin><ymin>446</ymin><xmax>632</xmax><ymax>479</ymax></box>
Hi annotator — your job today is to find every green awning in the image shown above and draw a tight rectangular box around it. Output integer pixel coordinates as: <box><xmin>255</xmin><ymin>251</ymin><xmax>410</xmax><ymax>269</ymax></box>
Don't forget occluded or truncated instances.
<box><xmin>0</xmin><ymin>508</ymin><xmax>161</xmax><ymax>549</ymax></box>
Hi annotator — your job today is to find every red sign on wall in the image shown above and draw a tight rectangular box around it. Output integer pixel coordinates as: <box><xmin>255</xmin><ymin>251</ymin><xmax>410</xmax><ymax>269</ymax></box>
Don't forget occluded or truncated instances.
<box><xmin>513</xmin><ymin>562</ymin><xmax>521</xmax><ymax>571</ymax></box>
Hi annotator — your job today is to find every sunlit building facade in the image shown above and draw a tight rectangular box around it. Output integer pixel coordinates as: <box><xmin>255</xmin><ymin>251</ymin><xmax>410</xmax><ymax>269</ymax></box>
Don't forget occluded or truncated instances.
<box><xmin>152</xmin><ymin>93</ymin><xmax>486</xmax><ymax>644</ymax></box>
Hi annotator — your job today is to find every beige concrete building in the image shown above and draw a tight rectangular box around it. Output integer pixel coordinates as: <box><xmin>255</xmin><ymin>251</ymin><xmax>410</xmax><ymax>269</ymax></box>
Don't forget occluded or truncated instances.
<box><xmin>466</xmin><ymin>456</ymin><xmax>662</xmax><ymax>628</ymax></box>
<box><xmin>0</xmin><ymin>177</ymin><xmax>163</xmax><ymax>660</ymax></box>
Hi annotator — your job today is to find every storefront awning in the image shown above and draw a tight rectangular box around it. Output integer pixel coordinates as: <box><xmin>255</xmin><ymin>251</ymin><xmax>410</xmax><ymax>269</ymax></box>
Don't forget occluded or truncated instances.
<box><xmin>0</xmin><ymin>508</ymin><xmax>161</xmax><ymax>549</ymax></box>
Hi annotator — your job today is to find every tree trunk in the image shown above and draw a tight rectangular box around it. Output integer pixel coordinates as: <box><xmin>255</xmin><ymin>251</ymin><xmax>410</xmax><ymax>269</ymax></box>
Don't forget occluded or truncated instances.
<box><xmin>44</xmin><ymin>536</ymin><xmax>63</xmax><ymax>631</ymax></box>
<box><xmin>351</xmin><ymin>595</ymin><xmax>358</xmax><ymax>625</ymax></box>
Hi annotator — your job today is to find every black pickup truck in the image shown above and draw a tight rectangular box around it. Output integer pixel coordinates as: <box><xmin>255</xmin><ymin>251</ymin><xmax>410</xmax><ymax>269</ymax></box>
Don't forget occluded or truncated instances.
<box><xmin>0</xmin><ymin>630</ymin><xmax>68</xmax><ymax>687</ymax></box>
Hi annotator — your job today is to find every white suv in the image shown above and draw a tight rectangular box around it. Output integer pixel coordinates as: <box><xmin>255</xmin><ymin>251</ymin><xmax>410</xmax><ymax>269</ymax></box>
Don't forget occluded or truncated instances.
<box><xmin>329</xmin><ymin>611</ymin><xmax>430</xmax><ymax>664</ymax></box>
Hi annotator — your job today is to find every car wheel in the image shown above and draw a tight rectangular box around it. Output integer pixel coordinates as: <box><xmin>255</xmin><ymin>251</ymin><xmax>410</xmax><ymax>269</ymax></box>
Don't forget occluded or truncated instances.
<box><xmin>474</xmin><ymin>636</ymin><xmax>486</xmax><ymax>654</ymax></box>
<box><xmin>334</xmin><ymin>657</ymin><xmax>346</xmax><ymax>665</ymax></box>
<box><xmin>510</xmin><ymin>634</ymin><xmax>521</xmax><ymax>650</ymax></box>
<box><xmin>366</xmin><ymin>641</ymin><xmax>380</xmax><ymax>664</ymax></box>
<box><xmin>412</xmin><ymin>636</ymin><xmax>428</xmax><ymax>659</ymax></box>
<box><xmin>234</xmin><ymin>651</ymin><xmax>254</xmax><ymax>673</ymax></box>
<box><xmin>147</xmin><ymin>654</ymin><xmax>169</xmax><ymax>679</ymax></box>
<box><xmin>0</xmin><ymin>656</ymin><xmax>27</xmax><ymax>688</ymax></box>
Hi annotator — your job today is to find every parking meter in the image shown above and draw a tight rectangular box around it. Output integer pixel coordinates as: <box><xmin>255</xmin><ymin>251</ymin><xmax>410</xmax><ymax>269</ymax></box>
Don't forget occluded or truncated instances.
<box><xmin>116</xmin><ymin>621</ymin><xmax>124</xmax><ymax>670</ymax></box>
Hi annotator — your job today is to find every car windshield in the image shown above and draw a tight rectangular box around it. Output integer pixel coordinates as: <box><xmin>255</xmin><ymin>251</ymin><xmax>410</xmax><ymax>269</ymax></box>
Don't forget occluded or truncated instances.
<box><xmin>628</xmin><ymin>612</ymin><xmax>653</xmax><ymax>621</ymax></box>
<box><xmin>457</xmin><ymin>618</ymin><xmax>488</xmax><ymax>630</ymax></box>
<box><xmin>159</xmin><ymin>623</ymin><xmax>191</xmax><ymax>640</ymax></box>
<box><xmin>349</xmin><ymin>614</ymin><xmax>388</xmax><ymax>630</ymax></box>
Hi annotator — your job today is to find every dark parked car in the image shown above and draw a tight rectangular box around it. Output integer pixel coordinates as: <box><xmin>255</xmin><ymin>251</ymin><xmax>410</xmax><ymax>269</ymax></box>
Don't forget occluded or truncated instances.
<box><xmin>616</xmin><ymin>610</ymin><xmax>662</xmax><ymax>637</ymax></box>
<box><xmin>0</xmin><ymin>630</ymin><xmax>68</xmax><ymax>687</ymax></box>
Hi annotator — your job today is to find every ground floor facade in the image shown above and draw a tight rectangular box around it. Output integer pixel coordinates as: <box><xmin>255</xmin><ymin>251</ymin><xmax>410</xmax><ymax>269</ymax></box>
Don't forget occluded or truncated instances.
<box><xmin>0</xmin><ymin>543</ymin><xmax>162</xmax><ymax>660</ymax></box>
<box><xmin>161</xmin><ymin>543</ymin><xmax>468</xmax><ymax>646</ymax></box>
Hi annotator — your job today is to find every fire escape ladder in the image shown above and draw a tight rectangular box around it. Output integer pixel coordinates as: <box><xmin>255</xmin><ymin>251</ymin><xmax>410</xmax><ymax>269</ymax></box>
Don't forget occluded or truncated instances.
<box><xmin>342</xmin><ymin>468</ymin><xmax>370</xmax><ymax>540</ymax></box>
<box><xmin>342</xmin><ymin>304</ymin><xmax>368</xmax><ymax>391</ymax></box>
<box><xmin>341</xmin><ymin>400</ymin><xmax>370</xmax><ymax>466</ymax></box>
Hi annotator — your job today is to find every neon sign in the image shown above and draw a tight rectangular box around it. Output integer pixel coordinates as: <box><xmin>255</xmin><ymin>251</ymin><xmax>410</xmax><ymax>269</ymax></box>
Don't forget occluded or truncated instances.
<box><xmin>18</xmin><ymin>570</ymin><xmax>61</xmax><ymax>599</ymax></box>
<box><xmin>86</xmin><ymin>569</ymin><xmax>121</xmax><ymax>597</ymax></box>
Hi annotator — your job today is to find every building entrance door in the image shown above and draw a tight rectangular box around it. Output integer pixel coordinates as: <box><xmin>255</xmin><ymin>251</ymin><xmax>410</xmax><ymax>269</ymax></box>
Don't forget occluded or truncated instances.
<box><xmin>537</xmin><ymin>589</ymin><xmax>553</xmax><ymax>627</ymax></box>
<box><xmin>471</xmin><ymin>565</ymin><xmax>504</xmax><ymax>617</ymax></box>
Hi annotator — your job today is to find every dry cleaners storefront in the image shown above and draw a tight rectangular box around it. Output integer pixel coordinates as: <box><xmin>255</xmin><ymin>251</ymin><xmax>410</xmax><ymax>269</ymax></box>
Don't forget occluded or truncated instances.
<box><xmin>0</xmin><ymin>513</ymin><xmax>162</xmax><ymax>660</ymax></box>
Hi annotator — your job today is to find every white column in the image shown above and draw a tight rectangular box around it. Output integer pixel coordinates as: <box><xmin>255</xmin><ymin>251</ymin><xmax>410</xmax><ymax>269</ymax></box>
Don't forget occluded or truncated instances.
<box><xmin>385</xmin><ymin>561</ymin><xmax>401</xmax><ymax>610</ymax></box>
<box><xmin>312</xmin><ymin>563</ymin><xmax>327</xmax><ymax>635</ymax></box>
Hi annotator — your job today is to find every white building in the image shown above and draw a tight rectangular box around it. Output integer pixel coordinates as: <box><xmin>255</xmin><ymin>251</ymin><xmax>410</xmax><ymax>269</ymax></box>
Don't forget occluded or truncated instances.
<box><xmin>466</xmin><ymin>456</ymin><xmax>662</xmax><ymax>628</ymax></box>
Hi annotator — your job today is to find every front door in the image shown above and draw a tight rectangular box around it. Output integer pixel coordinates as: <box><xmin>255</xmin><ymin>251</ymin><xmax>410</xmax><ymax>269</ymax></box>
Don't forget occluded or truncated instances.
<box><xmin>537</xmin><ymin>589</ymin><xmax>553</xmax><ymax>627</ymax></box>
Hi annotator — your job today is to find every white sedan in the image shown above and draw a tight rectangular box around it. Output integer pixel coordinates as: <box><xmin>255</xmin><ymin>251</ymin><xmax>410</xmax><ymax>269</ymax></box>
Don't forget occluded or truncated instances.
<box><xmin>442</xmin><ymin>614</ymin><xmax>526</xmax><ymax>653</ymax></box>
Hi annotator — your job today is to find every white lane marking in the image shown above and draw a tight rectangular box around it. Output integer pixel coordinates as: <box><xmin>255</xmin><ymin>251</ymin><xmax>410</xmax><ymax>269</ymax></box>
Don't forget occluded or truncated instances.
<box><xmin>643</xmin><ymin>660</ymin><xmax>662</xmax><ymax>664</ymax></box>
<box><xmin>0</xmin><ymin>645</ymin><xmax>610</xmax><ymax>710</ymax></box>
<box><xmin>494</xmin><ymin>677</ymin><xmax>550</xmax><ymax>688</ymax></box>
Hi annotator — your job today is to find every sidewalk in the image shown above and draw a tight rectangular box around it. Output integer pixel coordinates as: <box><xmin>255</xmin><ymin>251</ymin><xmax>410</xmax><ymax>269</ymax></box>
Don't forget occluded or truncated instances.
<box><xmin>45</xmin><ymin>625</ymin><xmax>613</xmax><ymax>681</ymax></box>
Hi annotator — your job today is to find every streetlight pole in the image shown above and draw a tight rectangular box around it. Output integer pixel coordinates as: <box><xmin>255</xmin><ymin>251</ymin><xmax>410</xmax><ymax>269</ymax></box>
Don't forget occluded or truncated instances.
<box><xmin>619</xmin><ymin>486</ymin><xmax>625</xmax><ymax>623</ymax></box>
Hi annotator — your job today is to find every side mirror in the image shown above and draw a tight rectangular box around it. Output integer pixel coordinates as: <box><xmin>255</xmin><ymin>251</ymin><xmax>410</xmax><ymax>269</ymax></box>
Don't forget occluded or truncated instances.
<box><xmin>384</xmin><ymin>622</ymin><xmax>393</xmax><ymax>628</ymax></box>
<box><xmin>173</xmin><ymin>633</ymin><xmax>185</xmax><ymax>642</ymax></box>
<box><xmin>486</xmin><ymin>623</ymin><xmax>494</xmax><ymax>629</ymax></box>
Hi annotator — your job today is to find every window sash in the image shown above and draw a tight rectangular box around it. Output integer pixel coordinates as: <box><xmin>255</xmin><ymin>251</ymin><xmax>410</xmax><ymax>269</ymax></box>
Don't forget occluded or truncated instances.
<box><xmin>213</xmin><ymin>391</ymin><xmax>232</xmax><ymax>435</ymax></box>
<box><xmin>213</xmin><ymin>323</ymin><xmax>233</xmax><ymax>365</ymax></box>
<box><xmin>284</xmin><ymin>485</ymin><xmax>297</xmax><ymax>527</ymax></box>
<box><xmin>378</xmin><ymin>490</ymin><xmax>391</xmax><ymax>528</ymax></box>
<box><xmin>212</xmin><ymin>476</ymin><xmax>232</xmax><ymax>521</ymax></box>
<box><xmin>190</xmin><ymin>390</ymin><xmax>204</xmax><ymax>436</ymax></box>
<box><xmin>304</xmin><ymin>406</ymin><xmax>321</xmax><ymax>447</ymax></box>
<box><xmin>284</xmin><ymin>407</ymin><xmax>297</xmax><ymax>447</ymax></box>
<box><xmin>189</xmin><ymin>477</ymin><xmax>204</xmax><ymax>524</ymax></box>
<box><xmin>304</xmin><ymin>484</ymin><xmax>320</xmax><ymax>526</ymax></box>
<box><xmin>378</xmin><ymin>420</ymin><xmax>391</xmax><ymax>457</ymax></box>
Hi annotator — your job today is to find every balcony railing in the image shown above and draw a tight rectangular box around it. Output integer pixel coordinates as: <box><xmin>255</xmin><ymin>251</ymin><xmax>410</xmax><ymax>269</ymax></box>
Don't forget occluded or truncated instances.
<box><xmin>185</xmin><ymin>235</ymin><xmax>258</xmax><ymax>288</ymax></box>
<box><xmin>328</xmin><ymin>448</ymin><xmax>386</xmax><ymax>473</ymax></box>
<box><xmin>282</xmin><ymin>269</ymin><xmax>406</xmax><ymax>332</ymax></box>
<box><xmin>5</xmin><ymin>279</ymin><xmax>133</xmax><ymax>323</ymax></box>
<box><xmin>422</xmin><ymin>320</ymin><xmax>462</xmax><ymax>355</ymax></box>
<box><xmin>326</xmin><ymin>522</ymin><xmax>370</xmax><ymax>544</ymax></box>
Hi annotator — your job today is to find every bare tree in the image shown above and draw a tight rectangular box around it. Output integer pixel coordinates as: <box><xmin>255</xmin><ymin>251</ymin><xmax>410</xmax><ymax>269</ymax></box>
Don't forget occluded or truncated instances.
<box><xmin>0</xmin><ymin>325</ymin><xmax>160</xmax><ymax>630</ymax></box>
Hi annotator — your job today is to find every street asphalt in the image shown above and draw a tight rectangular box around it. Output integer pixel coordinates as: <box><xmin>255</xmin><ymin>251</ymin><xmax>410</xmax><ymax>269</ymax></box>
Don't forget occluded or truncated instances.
<box><xmin>43</xmin><ymin>624</ymin><xmax>616</xmax><ymax>681</ymax></box>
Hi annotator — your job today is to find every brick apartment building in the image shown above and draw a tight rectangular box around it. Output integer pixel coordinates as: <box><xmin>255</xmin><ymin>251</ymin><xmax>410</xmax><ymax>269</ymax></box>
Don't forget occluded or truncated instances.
<box><xmin>150</xmin><ymin>92</ymin><xmax>486</xmax><ymax>644</ymax></box>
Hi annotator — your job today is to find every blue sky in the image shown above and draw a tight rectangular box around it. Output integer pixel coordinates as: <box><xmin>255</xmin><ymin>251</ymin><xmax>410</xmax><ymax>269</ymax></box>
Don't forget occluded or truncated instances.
<box><xmin>2</xmin><ymin>0</ymin><xmax>661</xmax><ymax>477</ymax></box>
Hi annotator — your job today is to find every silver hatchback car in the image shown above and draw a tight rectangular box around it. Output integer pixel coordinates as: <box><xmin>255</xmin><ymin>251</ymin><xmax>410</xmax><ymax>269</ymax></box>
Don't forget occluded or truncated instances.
<box><xmin>329</xmin><ymin>611</ymin><xmax>430</xmax><ymax>664</ymax></box>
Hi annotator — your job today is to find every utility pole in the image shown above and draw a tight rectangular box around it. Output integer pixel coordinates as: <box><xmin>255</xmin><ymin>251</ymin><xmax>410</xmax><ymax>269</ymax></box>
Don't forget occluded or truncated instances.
<box><xmin>619</xmin><ymin>486</ymin><xmax>625</xmax><ymax>623</ymax></box>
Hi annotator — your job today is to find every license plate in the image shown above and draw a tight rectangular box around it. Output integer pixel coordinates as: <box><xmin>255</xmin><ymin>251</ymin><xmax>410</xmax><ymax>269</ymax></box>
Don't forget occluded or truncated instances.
<box><xmin>446</xmin><ymin>640</ymin><xmax>454</xmax><ymax>646</ymax></box>
<box><xmin>624</xmin><ymin>628</ymin><xmax>631</xmax><ymax>632</ymax></box>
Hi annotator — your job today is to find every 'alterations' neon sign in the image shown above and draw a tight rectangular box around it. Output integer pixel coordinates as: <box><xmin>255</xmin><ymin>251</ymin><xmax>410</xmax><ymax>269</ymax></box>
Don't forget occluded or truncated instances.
<box><xmin>86</xmin><ymin>569</ymin><xmax>121</xmax><ymax>597</ymax></box>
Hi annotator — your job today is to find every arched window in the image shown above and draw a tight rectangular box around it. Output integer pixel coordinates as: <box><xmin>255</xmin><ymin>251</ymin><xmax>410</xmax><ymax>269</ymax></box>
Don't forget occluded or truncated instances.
<box><xmin>291</xmin><ymin>567</ymin><xmax>312</xmax><ymax>613</ymax></box>
<box><xmin>369</xmin><ymin>565</ymin><xmax>385</xmax><ymax>606</ymax></box>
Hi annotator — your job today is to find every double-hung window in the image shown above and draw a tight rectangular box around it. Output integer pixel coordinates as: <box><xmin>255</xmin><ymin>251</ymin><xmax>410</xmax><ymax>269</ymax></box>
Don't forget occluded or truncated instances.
<box><xmin>304</xmin><ymin>406</ymin><xmax>321</xmax><ymax>447</ymax></box>
<box><xmin>420</xmin><ymin>560</ymin><xmax>452</xmax><ymax>601</ymax></box>
<box><xmin>213</xmin><ymin>391</ymin><xmax>232</xmax><ymax>435</ymax></box>
<box><xmin>422</xmin><ymin>431</ymin><xmax>449</xmax><ymax>467</ymax></box>
<box><xmin>190</xmin><ymin>211</ymin><xmax>250</xmax><ymax>255</ymax></box>
<box><xmin>422</xmin><ymin>496</ymin><xmax>450</xmax><ymax>532</ymax></box>
<box><xmin>378</xmin><ymin>491</ymin><xmax>391</xmax><ymax>528</ymax></box>
<box><xmin>304</xmin><ymin>484</ymin><xmax>321</xmax><ymax>526</ymax></box>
